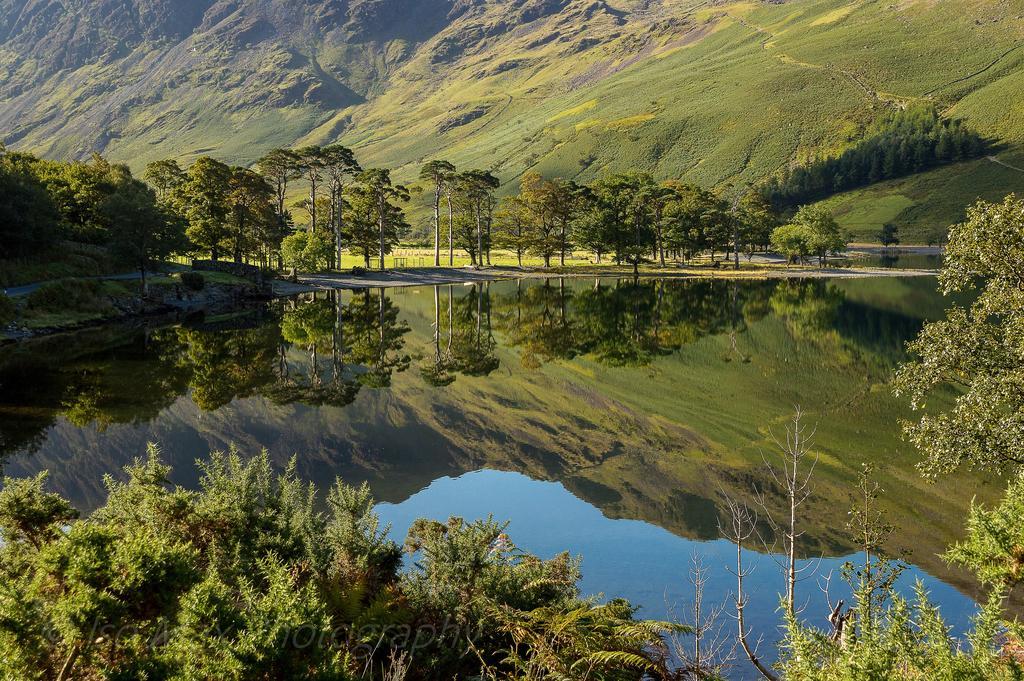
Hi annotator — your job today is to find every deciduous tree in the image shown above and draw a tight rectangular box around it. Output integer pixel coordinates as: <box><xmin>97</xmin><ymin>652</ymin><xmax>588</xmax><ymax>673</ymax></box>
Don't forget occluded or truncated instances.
<box><xmin>178</xmin><ymin>157</ymin><xmax>233</xmax><ymax>260</ymax></box>
<box><xmin>104</xmin><ymin>178</ymin><xmax>185</xmax><ymax>292</ymax></box>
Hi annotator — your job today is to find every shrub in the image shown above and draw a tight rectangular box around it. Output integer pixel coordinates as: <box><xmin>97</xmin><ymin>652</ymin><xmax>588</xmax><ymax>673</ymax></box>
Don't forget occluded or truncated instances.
<box><xmin>0</xmin><ymin>293</ymin><xmax>15</xmax><ymax>325</ymax></box>
<box><xmin>351</xmin><ymin>266</ymin><xmax>367</xmax><ymax>276</ymax></box>
<box><xmin>26</xmin><ymin>278</ymin><xmax>111</xmax><ymax>313</ymax></box>
<box><xmin>180</xmin><ymin>271</ymin><xmax>205</xmax><ymax>291</ymax></box>
<box><xmin>0</xmin><ymin>447</ymin><xmax>679</xmax><ymax>680</ymax></box>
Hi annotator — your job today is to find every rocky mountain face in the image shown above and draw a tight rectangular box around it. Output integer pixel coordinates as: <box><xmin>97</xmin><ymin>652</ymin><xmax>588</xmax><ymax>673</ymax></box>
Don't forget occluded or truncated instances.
<box><xmin>0</xmin><ymin>0</ymin><xmax>468</xmax><ymax>158</ymax></box>
<box><xmin>0</xmin><ymin>0</ymin><xmax>664</xmax><ymax>163</ymax></box>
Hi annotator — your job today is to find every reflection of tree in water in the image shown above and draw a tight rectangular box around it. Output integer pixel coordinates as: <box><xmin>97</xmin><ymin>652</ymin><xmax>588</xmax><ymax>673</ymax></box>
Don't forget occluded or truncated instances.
<box><xmin>494</xmin><ymin>279</ymin><xmax>578</xmax><ymax>368</ymax></box>
<box><xmin>0</xmin><ymin>327</ymin><xmax>192</xmax><ymax>458</ymax></box>
<box><xmin>452</xmin><ymin>283</ymin><xmax>500</xmax><ymax>377</ymax></box>
<box><xmin>492</xmin><ymin>278</ymin><xmax>778</xmax><ymax>368</ymax></box>
<box><xmin>419</xmin><ymin>283</ymin><xmax>501</xmax><ymax>386</ymax></box>
<box><xmin>60</xmin><ymin>329</ymin><xmax>192</xmax><ymax>427</ymax></box>
<box><xmin>769</xmin><ymin>280</ymin><xmax>845</xmax><ymax>342</ymax></box>
<box><xmin>420</xmin><ymin>286</ymin><xmax>456</xmax><ymax>387</ymax></box>
<box><xmin>430</xmin><ymin>283</ymin><xmax>501</xmax><ymax>380</ymax></box>
<box><xmin>0</xmin><ymin>291</ymin><xmax>416</xmax><ymax>465</ymax></box>
<box><xmin>345</xmin><ymin>289</ymin><xmax>411</xmax><ymax>389</ymax></box>
<box><xmin>172</xmin><ymin>322</ymin><xmax>282</xmax><ymax>411</ymax></box>
<box><xmin>173</xmin><ymin>290</ymin><xmax>412</xmax><ymax>408</ymax></box>
<box><xmin>269</xmin><ymin>289</ymin><xmax>412</xmax><ymax>399</ymax></box>
<box><xmin>265</xmin><ymin>293</ymin><xmax>358</xmax><ymax>407</ymax></box>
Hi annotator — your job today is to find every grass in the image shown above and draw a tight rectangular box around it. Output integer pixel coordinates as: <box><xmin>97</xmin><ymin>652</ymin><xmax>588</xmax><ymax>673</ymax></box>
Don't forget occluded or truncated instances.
<box><xmin>322</xmin><ymin>247</ymin><xmax>901</xmax><ymax>276</ymax></box>
<box><xmin>147</xmin><ymin>271</ymin><xmax>252</xmax><ymax>288</ymax></box>
<box><xmin>258</xmin><ymin>0</ymin><xmax>1024</xmax><ymax>242</ymax></box>
<box><xmin>321</xmin><ymin>0</ymin><xmax>1024</xmax><ymax>238</ymax></box>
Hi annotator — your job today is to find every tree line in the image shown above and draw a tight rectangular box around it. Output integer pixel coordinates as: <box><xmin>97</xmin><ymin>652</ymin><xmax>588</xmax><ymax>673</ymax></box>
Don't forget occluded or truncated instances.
<box><xmin>428</xmin><ymin>167</ymin><xmax>781</xmax><ymax>274</ymax></box>
<box><xmin>764</xmin><ymin>105</ymin><xmax>987</xmax><ymax>208</ymax></box>
<box><xmin>0</xmin><ymin>147</ymin><xmax>185</xmax><ymax>288</ymax></box>
<box><xmin>3</xmin><ymin>141</ymin><xmax>794</xmax><ymax>282</ymax></box>
<box><xmin>5</xmin><ymin>138</ymin><xmax>863</xmax><ymax>281</ymax></box>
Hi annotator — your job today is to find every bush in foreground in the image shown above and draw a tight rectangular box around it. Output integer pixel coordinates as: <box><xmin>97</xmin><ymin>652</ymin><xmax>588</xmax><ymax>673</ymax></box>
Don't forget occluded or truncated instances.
<box><xmin>0</xmin><ymin>447</ymin><xmax>683</xmax><ymax>680</ymax></box>
<box><xmin>179</xmin><ymin>271</ymin><xmax>205</xmax><ymax>291</ymax></box>
<box><xmin>0</xmin><ymin>293</ymin><xmax>14</xmax><ymax>325</ymax></box>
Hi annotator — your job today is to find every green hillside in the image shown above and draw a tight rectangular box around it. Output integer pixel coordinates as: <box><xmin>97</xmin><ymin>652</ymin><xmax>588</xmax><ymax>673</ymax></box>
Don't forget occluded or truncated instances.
<box><xmin>311</xmin><ymin>0</ymin><xmax>1022</xmax><ymax>240</ymax></box>
<box><xmin>4</xmin><ymin>0</ymin><xmax>1023</xmax><ymax>241</ymax></box>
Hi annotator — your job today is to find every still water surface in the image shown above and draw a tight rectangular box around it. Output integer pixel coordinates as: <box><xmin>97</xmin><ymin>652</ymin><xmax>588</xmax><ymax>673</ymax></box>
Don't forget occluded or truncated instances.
<box><xmin>0</xmin><ymin>276</ymin><xmax>991</xmax><ymax>661</ymax></box>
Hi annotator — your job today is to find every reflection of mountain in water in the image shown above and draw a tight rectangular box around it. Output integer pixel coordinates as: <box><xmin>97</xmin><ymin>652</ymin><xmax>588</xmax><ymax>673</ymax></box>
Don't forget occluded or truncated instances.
<box><xmin>0</xmin><ymin>277</ymin><xmax>996</xmax><ymax>599</ymax></box>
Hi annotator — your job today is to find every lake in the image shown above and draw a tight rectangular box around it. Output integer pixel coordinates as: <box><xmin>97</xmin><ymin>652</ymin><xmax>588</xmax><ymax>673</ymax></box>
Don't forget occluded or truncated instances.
<box><xmin>0</xmin><ymin>276</ymin><xmax>993</xmax><ymax>669</ymax></box>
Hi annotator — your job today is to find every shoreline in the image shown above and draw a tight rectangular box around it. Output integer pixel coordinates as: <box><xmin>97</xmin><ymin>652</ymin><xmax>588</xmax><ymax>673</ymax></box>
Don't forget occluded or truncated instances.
<box><xmin>286</xmin><ymin>264</ymin><xmax>938</xmax><ymax>293</ymax></box>
<box><xmin>4</xmin><ymin>265</ymin><xmax>938</xmax><ymax>344</ymax></box>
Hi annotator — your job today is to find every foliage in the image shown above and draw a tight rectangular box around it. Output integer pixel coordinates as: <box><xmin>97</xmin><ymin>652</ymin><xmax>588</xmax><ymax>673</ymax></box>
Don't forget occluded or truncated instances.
<box><xmin>3</xmin><ymin>138</ymin><xmax>790</xmax><ymax>280</ymax></box>
<box><xmin>226</xmin><ymin>166</ymin><xmax>278</xmax><ymax>266</ymax></box>
<box><xmin>0</xmin><ymin>447</ymin><xmax>679</xmax><ymax>680</ymax></box>
<box><xmin>772</xmin><ymin>205</ymin><xmax>846</xmax><ymax>267</ymax></box>
<box><xmin>104</xmin><ymin>176</ymin><xmax>186</xmax><ymax>283</ymax></box>
<box><xmin>176</xmin><ymin>156</ymin><xmax>234</xmax><ymax>261</ymax></box>
<box><xmin>779</xmin><ymin>582</ymin><xmax>1011</xmax><ymax>680</ymax></box>
<box><xmin>0</xmin><ymin>293</ymin><xmax>15</xmax><ymax>326</ymax></box>
<box><xmin>31</xmin><ymin>154</ymin><xmax>131</xmax><ymax>245</ymax></box>
<box><xmin>345</xmin><ymin>169</ymin><xmax>410</xmax><ymax>269</ymax></box>
<box><xmin>180</xmin><ymin>272</ymin><xmax>205</xmax><ymax>291</ymax></box>
<box><xmin>484</xmin><ymin>600</ymin><xmax>687</xmax><ymax>681</ymax></box>
<box><xmin>588</xmin><ymin>173</ymin><xmax>659</xmax><ymax>274</ymax></box>
<box><xmin>0</xmin><ymin>146</ymin><xmax>59</xmax><ymax>258</ymax></box>
<box><xmin>893</xmin><ymin>194</ymin><xmax>1024</xmax><ymax>477</ymax></box>
<box><xmin>143</xmin><ymin>159</ymin><xmax>185</xmax><ymax>202</ymax></box>
<box><xmin>777</xmin><ymin>463</ymin><xmax>1016</xmax><ymax>680</ymax></box>
<box><xmin>770</xmin><ymin>223</ymin><xmax>814</xmax><ymax>264</ymax></box>
<box><xmin>453</xmin><ymin>169</ymin><xmax>500</xmax><ymax>266</ymax></box>
<box><xmin>877</xmin><ymin>223</ymin><xmax>900</xmax><ymax>248</ymax></box>
<box><xmin>493</xmin><ymin>195</ymin><xmax>532</xmax><ymax>266</ymax></box>
<box><xmin>870</xmin><ymin>191</ymin><xmax>1024</xmax><ymax>680</ymax></box>
<box><xmin>25</xmin><ymin>279</ymin><xmax>117</xmax><ymax>317</ymax></box>
<box><xmin>419</xmin><ymin>160</ymin><xmax>457</xmax><ymax>266</ymax></box>
<box><xmin>282</xmin><ymin>231</ymin><xmax>332</xmax><ymax>272</ymax></box>
<box><xmin>764</xmin><ymin>105</ymin><xmax>987</xmax><ymax>209</ymax></box>
<box><xmin>946</xmin><ymin>469</ymin><xmax>1024</xmax><ymax>591</ymax></box>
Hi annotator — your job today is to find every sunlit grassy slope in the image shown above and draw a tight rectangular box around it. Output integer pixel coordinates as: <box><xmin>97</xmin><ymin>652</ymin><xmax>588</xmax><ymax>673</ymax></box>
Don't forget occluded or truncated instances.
<box><xmin>316</xmin><ymin>0</ymin><xmax>1024</xmax><ymax>241</ymax></box>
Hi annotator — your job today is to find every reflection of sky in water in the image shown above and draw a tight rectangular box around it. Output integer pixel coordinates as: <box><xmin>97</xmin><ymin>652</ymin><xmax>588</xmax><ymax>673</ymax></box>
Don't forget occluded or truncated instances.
<box><xmin>378</xmin><ymin>469</ymin><xmax>977</xmax><ymax>668</ymax></box>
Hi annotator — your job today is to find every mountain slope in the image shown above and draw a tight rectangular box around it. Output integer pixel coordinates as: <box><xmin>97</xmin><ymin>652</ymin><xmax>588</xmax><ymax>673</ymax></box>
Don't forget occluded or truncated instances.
<box><xmin>2</xmin><ymin>0</ymin><xmax>1023</xmax><ymax>239</ymax></box>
